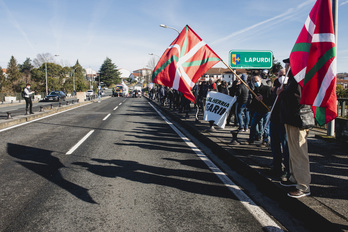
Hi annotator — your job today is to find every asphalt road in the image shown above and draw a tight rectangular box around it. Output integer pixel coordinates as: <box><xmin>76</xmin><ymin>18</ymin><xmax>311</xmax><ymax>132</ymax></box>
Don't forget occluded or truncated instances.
<box><xmin>0</xmin><ymin>97</ymin><xmax>288</xmax><ymax>231</ymax></box>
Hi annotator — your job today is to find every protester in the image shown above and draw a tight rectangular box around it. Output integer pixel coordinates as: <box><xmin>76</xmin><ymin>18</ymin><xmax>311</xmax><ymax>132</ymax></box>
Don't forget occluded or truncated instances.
<box><xmin>23</xmin><ymin>83</ymin><xmax>35</xmax><ymax>115</ymax></box>
<box><xmin>208</xmin><ymin>78</ymin><xmax>216</xmax><ymax>92</ymax></box>
<box><xmin>277</xmin><ymin>59</ymin><xmax>315</xmax><ymax>198</ymax></box>
<box><xmin>243</xmin><ymin>75</ymin><xmax>272</xmax><ymax>146</ymax></box>
<box><xmin>226</xmin><ymin>79</ymin><xmax>240</xmax><ymax>126</ymax></box>
<box><xmin>218</xmin><ymin>80</ymin><xmax>229</xmax><ymax>95</ymax></box>
<box><xmin>197</xmin><ymin>81</ymin><xmax>209</xmax><ymax>115</ymax></box>
<box><xmin>235</xmin><ymin>74</ymin><xmax>250</xmax><ymax>132</ymax></box>
<box><xmin>269</xmin><ymin>69</ymin><xmax>289</xmax><ymax>180</ymax></box>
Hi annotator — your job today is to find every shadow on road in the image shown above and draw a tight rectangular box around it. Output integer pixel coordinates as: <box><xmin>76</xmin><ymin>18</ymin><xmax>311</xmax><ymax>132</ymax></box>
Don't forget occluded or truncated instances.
<box><xmin>72</xmin><ymin>158</ymin><xmax>238</xmax><ymax>200</ymax></box>
<box><xmin>7</xmin><ymin>143</ymin><xmax>96</xmax><ymax>204</ymax></box>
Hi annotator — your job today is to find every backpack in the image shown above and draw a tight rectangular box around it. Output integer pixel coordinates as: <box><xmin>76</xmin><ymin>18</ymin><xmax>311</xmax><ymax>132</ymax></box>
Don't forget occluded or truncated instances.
<box><xmin>22</xmin><ymin>87</ymin><xmax>26</xmax><ymax>98</ymax></box>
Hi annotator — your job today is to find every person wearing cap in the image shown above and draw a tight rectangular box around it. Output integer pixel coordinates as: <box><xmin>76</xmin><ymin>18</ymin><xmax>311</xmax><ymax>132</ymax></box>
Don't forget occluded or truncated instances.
<box><xmin>277</xmin><ymin>58</ymin><xmax>314</xmax><ymax>198</ymax></box>
<box><xmin>23</xmin><ymin>83</ymin><xmax>35</xmax><ymax>115</ymax></box>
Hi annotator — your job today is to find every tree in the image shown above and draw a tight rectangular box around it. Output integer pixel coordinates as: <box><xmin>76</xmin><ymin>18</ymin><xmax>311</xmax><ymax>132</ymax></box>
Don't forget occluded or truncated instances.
<box><xmin>20</xmin><ymin>58</ymin><xmax>34</xmax><ymax>83</ymax></box>
<box><xmin>271</xmin><ymin>57</ymin><xmax>282</xmax><ymax>76</ymax></box>
<box><xmin>98</xmin><ymin>57</ymin><xmax>121</xmax><ymax>87</ymax></box>
<box><xmin>72</xmin><ymin>60</ymin><xmax>88</xmax><ymax>92</ymax></box>
<box><xmin>7</xmin><ymin>56</ymin><xmax>23</xmax><ymax>93</ymax></box>
<box><xmin>33</xmin><ymin>53</ymin><xmax>57</xmax><ymax>68</ymax></box>
<box><xmin>0</xmin><ymin>67</ymin><xmax>7</xmax><ymax>92</ymax></box>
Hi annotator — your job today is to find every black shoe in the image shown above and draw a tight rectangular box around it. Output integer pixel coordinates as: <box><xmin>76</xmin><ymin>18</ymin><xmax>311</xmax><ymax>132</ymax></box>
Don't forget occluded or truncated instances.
<box><xmin>280</xmin><ymin>180</ymin><xmax>297</xmax><ymax>187</ymax></box>
<box><xmin>30</xmin><ymin>112</ymin><xmax>34</xmax><ymax>114</ymax></box>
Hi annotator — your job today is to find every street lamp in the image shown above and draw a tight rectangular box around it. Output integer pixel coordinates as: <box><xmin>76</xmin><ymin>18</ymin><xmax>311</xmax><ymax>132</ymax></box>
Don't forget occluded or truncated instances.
<box><xmin>72</xmin><ymin>67</ymin><xmax>78</xmax><ymax>94</ymax></box>
<box><xmin>160</xmin><ymin>24</ymin><xmax>180</xmax><ymax>34</ymax></box>
<box><xmin>44</xmin><ymin>54</ymin><xmax>59</xmax><ymax>96</ymax></box>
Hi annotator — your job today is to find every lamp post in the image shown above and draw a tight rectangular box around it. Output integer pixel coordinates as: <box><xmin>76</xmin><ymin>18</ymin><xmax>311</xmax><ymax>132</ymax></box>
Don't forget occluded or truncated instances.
<box><xmin>44</xmin><ymin>54</ymin><xmax>59</xmax><ymax>96</ymax></box>
<box><xmin>160</xmin><ymin>24</ymin><xmax>180</xmax><ymax>34</ymax></box>
<box><xmin>72</xmin><ymin>67</ymin><xmax>79</xmax><ymax>95</ymax></box>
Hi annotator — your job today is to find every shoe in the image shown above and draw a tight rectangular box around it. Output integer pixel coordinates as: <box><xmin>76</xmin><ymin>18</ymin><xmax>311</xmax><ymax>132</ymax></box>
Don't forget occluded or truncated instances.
<box><xmin>244</xmin><ymin>129</ymin><xmax>249</xmax><ymax>132</ymax></box>
<box><xmin>280</xmin><ymin>180</ymin><xmax>297</xmax><ymax>187</ymax></box>
<box><xmin>287</xmin><ymin>189</ymin><xmax>311</xmax><ymax>198</ymax></box>
<box><xmin>30</xmin><ymin>112</ymin><xmax>34</xmax><ymax>114</ymax></box>
<box><xmin>258</xmin><ymin>141</ymin><xmax>268</xmax><ymax>147</ymax></box>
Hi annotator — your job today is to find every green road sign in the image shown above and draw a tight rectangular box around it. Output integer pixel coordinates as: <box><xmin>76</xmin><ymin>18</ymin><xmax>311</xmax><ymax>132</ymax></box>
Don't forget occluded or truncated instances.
<box><xmin>229</xmin><ymin>50</ymin><xmax>273</xmax><ymax>69</ymax></box>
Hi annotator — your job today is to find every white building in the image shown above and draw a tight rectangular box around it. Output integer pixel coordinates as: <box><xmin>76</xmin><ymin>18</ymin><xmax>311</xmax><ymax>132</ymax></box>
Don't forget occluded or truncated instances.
<box><xmin>119</xmin><ymin>68</ymin><xmax>131</xmax><ymax>80</ymax></box>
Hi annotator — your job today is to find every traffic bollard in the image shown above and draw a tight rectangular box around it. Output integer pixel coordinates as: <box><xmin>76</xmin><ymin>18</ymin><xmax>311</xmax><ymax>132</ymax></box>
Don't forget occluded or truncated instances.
<box><xmin>50</xmin><ymin>104</ymin><xmax>53</xmax><ymax>109</ymax></box>
<box><xmin>40</xmin><ymin>106</ymin><xmax>43</xmax><ymax>112</ymax></box>
<box><xmin>59</xmin><ymin>102</ymin><xmax>62</xmax><ymax>107</ymax></box>
<box><xmin>7</xmin><ymin>112</ymin><xmax>12</xmax><ymax>119</ymax></box>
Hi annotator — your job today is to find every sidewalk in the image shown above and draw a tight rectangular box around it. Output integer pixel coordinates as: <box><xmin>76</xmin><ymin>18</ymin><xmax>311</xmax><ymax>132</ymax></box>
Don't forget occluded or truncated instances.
<box><xmin>150</xmin><ymin>99</ymin><xmax>348</xmax><ymax>232</ymax></box>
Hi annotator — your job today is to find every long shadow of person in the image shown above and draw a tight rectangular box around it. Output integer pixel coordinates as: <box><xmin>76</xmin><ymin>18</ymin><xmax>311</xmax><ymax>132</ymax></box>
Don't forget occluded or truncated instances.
<box><xmin>7</xmin><ymin>143</ymin><xmax>96</xmax><ymax>204</ymax></box>
<box><xmin>73</xmin><ymin>158</ymin><xmax>238</xmax><ymax>200</ymax></box>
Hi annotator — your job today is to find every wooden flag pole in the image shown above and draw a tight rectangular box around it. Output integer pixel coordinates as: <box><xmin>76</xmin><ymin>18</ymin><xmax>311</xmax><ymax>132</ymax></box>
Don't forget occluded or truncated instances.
<box><xmin>220</xmin><ymin>59</ymin><xmax>270</xmax><ymax>111</ymax></box>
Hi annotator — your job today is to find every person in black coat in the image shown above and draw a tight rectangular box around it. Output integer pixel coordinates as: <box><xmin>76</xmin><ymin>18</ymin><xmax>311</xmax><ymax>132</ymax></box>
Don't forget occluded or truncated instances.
<box><xmin>269</xmin><ymin>69</ymin><xmax>289</xmax><ymax>180</ymax></box>
<box><xmin>235</xmin><ymin>74</ymin><xmax>250</xmax><ymax>131</ymax></box>
<box><xmin>277</xmin><ymin>59</ymin><xmax>314</xmax><ymax>198</ymax></box>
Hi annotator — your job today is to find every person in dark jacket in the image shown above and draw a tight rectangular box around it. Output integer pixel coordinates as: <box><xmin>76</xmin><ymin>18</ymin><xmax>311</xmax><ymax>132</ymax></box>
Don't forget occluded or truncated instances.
<box><xmin>218</xmin><ymin>80</ymin><xmax>229</xmax><ymax>95</ymax></box>
<box><xmin>277</xmin><ymin>59</ymin><xmax>314</xmax><ymax>198</ymax></box>
<box><xmin>226</xmin><ymin>79</ymin><xmax>240</xmax><ymax>126</ymax></box>
<box><xmin>244</xmin><ymin>75</ymin><xmax>272</xmax><ymax>145</ymax></box>
<box><xmin>236</xmin><ymin>74</ymin><xmax>250</xmax><ymax>131</ymax></box>
<box><xmin>269</xmin><ymin>69</ymin><xmax>289</xmax><ymax>180</ymax></box>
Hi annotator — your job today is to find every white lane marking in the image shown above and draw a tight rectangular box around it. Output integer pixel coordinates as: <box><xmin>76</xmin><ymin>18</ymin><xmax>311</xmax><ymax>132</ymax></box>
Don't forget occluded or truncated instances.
<box><xmin>103</xmin><ymin>113</ymin><xmax>111</xmax><ymax>121</ymax></box>
<box><xmin>119</xmin><ymin>103</ymin><xmax>122</xmax><ymax>106</ymax></box>
<box><xmin>66</xmin><ymin>130</ymin><xmax>94</xmax><ymax>155</ymax></box>
<box><xmin>0</xmin><ymin>103</ymin><xmax>92</xmax><ymax>133</ymax></box>
<box><xmin>149</xmin><ymin>102</ymin><xmax>284</xmax><ymax>232</ymax></box>
<box><xmin>113</xmin><ymin>106</ymin><xmax>118</xmax><ymax>111</ymax></box>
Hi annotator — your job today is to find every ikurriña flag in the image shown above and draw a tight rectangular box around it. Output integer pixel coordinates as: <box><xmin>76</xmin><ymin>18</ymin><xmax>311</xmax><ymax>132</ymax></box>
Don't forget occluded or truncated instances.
<box><xmin>152</xmin><ymin>25</ymin><xmax>221</xmax><ymax>102</ymax></box>
<box><xmin>289</xmin><ymin>0</ymin><xmax>337</xmax><ymax>126</ymax></box>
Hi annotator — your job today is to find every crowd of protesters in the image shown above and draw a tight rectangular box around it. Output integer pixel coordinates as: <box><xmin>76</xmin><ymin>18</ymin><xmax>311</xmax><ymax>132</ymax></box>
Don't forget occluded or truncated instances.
<box><xmin>149</xmin><ymin>61</ymin><xmax>313</xmax><ymax>198</ymax></box>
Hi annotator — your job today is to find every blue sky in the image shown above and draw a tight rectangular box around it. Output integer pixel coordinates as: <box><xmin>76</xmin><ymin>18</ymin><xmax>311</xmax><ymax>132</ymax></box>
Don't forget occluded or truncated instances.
<box><xmin>0</xmin><ymin>0</ymin><xmax>347</xmax><ymax>73</ymax></box>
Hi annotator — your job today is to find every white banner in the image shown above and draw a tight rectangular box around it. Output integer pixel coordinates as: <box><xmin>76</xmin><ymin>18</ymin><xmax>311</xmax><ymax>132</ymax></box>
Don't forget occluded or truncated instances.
<box><xmin>203</xmin><ymin>91</ymin><xmax>236</xmax><ymax>129</ymax></box>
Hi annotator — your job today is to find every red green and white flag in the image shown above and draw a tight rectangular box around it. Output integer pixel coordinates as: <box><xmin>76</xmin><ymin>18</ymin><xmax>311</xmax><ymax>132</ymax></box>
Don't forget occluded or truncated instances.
<box><xmin>152</xmin><ymin>25</ymin><xmax>221</xmax><ymax>102</ymax></box>
<box><xmin>289</xmin><ymin>0</ymin><xmax>337</xmax><ymax>125</ymax></box>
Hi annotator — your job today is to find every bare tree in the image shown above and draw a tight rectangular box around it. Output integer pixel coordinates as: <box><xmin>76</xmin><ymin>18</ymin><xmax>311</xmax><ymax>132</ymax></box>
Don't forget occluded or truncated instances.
<box><xmin>33</xmin><ymin>53</ymin><xmax>58</xmax><ymax>68</ymax></box>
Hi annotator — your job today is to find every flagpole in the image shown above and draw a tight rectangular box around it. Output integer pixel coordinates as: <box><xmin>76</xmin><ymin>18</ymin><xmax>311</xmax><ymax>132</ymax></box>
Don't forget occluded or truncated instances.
<box><xmin>221</xmin><ymin>60</ymin><xmax>270</xmax><ymax>111</ymax></box>
<box><xmin>327</xmin><ymin>0</ymin><xmax>338</xmax><ymax>136</ymax></box>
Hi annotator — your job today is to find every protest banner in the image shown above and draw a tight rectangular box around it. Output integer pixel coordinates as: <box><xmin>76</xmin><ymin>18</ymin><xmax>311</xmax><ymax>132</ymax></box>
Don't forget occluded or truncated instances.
<box><xmin>203</xmin><ymin>91</ymin><xmax>236</xmax><ymax>129</ymax></box>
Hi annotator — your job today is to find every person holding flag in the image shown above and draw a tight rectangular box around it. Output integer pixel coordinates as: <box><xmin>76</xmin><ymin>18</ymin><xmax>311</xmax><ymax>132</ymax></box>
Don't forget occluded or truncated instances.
<box><xmin>277</xmin><ymin>0</ymin><xmax>337</xmax><ymax>199</ymax></box>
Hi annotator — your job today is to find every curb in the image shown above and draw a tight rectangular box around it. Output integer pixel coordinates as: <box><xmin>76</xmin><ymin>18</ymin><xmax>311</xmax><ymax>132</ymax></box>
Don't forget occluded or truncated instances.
<box><xmin>147</xmin><ymin>98</ymin><xmax>345</xmax><ymax>232</ymax></box>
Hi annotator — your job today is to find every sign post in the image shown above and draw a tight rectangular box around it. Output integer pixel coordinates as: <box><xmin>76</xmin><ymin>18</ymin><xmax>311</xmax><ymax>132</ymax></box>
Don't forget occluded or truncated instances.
<box><xmin>229</xmin><ymin>50</ymin><xmax>273</xmax><ymax>69</ymax></box>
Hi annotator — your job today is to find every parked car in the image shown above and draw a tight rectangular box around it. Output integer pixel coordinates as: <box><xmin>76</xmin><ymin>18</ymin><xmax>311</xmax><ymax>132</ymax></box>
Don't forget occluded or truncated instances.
<box><xmin>44</xmin><ymin>91</ymin><xmax>66</xmax><ymax>102</ymax></box>
<box><xmin>86</xmin><ymin>90</ymin><xmax>94</xmax><ymax>96</ymax></box>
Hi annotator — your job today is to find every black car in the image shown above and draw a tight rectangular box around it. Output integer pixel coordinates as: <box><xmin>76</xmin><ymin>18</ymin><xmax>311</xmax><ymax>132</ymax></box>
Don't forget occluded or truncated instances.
<box><xmin>44</xmin><ymin>91</ymin><xmax>66</xmax><ymax>102</ymax></box>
